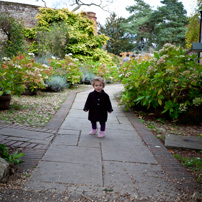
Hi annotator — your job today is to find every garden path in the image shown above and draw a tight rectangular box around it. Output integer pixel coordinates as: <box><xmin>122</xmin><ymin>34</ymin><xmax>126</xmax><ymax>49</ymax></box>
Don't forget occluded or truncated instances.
<box><xmin>23</xmin><ymin>84</ymin><xmax>198</xmax><ymax>200</ymax></box>
<box><xmin>0</xmin><ymin>84</ymin><xmax>201</xmax><ymax>201</ymax></box>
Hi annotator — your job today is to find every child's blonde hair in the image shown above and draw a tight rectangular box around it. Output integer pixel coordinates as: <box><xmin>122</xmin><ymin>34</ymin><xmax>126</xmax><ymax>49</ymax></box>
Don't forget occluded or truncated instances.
<box><xmin>92</xmin><ymin>77</ymin><xmax>105</xmax><ymax>87</ymax></box>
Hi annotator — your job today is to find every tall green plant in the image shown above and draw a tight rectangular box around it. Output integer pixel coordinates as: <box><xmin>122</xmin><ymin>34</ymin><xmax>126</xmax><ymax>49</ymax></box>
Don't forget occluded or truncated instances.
<box><xmin>0</xmin><ymin>13</ymin><xmax>26</xmax><ymax>57</ymax></box>
<box><xmin>39</xmin><ymin>22</ymin><xmax>70</xmax><ymax>58</ymax></box>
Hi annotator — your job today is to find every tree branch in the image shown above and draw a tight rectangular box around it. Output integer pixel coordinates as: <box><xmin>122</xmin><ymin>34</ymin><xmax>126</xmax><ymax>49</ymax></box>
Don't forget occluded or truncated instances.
<box><xmin>71</xmin><ymin>0</ymin><xmax>110</xmax><ymax>12</ymax></box>
<box><xmin>36</xmin><ymin>0</ymin><xmax>47</xmax><ymax>7</ymax></box>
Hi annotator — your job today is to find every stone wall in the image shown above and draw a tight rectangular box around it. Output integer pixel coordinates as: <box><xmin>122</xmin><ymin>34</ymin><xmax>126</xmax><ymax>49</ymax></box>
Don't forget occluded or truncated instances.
<box><xmin>0</xmin><ymin>1</ymin><xmax>40</xmax><ymax>28</ymax></box>
<box><xmin>0</xmin><ymin>1</ymin><xmax>97</xmax><ymax>42</ymax></box>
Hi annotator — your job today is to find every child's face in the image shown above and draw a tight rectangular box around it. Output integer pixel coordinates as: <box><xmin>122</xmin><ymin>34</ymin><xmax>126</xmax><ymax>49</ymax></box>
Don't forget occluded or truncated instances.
<box><xmin>93</xmin><ymin>81</ymin><xmax>104</xmax><ymax>93</ymax></box>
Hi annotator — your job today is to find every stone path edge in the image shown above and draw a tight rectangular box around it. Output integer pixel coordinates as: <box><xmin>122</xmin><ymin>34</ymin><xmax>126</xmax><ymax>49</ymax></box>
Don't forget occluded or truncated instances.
<box><xmin>44</xmin><ymin>91</ymin><xmax>78</xmax><ymax>131</ymax></box>
<box><xmin>124</xmin><ymin>109</ymin><xmax>202</xmax><ymax>194</ymax></box>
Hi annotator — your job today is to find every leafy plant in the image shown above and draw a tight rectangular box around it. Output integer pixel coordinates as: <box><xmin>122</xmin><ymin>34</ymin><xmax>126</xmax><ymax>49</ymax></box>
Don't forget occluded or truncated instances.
<box><xmin>0</xmin><ymin>54</ymin><xmax>53</xmax><ymax>95</ymax></box>
<box><xmin>80</xmin><ymin>60</ymin><xmax>119</xmax><ymax>82</ymax></box>
<box><xmin>24</xmin><ymin>8</ymin><xmax>114</xmax><ymax>65</ymax></box>
<box><xmin>80</xmin><ymin>66</ymin><xmax>96</xmax><ymax>84</ymax></box>
<box><xmin>0</xmin><ymin>13</ymin><xmax>26</xmax><ymax>58</ymax></box>
<box><xmin>0</xmin><ymin>144</ymin><xmax>24</xmax><ymax>165</ymax></box>
<box><xmin>119</xmin><ymin>43</ymin><xmax>202</xmax><ymax>122</ymax></box>
<box><xmin>46</xmin><ymin>75</ymin><xmax>68</xmax><ymax>92</ymax></box>
<box><xmin>0</xmin><ymin>57</ymin><xmax>26</xmax><ymax>96</ymax></box>
<box><xmin>48</xmin><ymin>54</ymin><xmax>82</xmax><ymax>85</ymax></box>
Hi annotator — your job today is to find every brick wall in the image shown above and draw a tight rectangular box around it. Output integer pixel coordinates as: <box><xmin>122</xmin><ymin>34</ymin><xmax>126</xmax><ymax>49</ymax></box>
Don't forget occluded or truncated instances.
<box><xmin>0</xmin><ymin>1</ymin><xmax>40</xmax><ymax>28</ymax></box>
<box><xmin>0</xmin><ymin>1</ymin><xmax>97</xmax><ymax>42</ymax></box>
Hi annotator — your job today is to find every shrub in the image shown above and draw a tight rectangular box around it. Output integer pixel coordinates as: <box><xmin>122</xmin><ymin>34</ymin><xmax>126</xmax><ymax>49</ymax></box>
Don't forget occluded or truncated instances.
<box><xmin>46</xmin><ymin>75</ymin><xmax>68</xmax><ymax>92</ymax></box>
<box><xmin>80</xmin><ymin>66</ymin><xmax>96</xmax><ymax>84</ymax></box>
<box><xmin>37</xmin><ymin>22</ymin><xmax>70</xmax><ymax>58</ymax></box>
<box><xmin>0</xmin><ymin>13</ymin><xmax>26</xmax><ymax>58</ymax></box>
<box><xmin>80</xmin><ymin>60</ymin><xmax>119</xmax><ymax>83</ymax></box>
<box><xmin>48</xmin><ymin>54</ymin><xmax>82</xmax><ymax>85</ymax></box>
<box><xmin>0</xmin><ymin>54</ymin><xmax>53</xmax><ymax>94</ymax></box>
<box><xmin>24</xmin><ymin>8</ymin><xmax>112</xmax><ymax>64</ymax></box>
<box><xmin>35</xmin><ymin>53</ymin><xmax>53</xmax><ymax>66</ymax></box>
<box><xmin>119</xmin><ymin>43</ymin><xmax>202</xmax><ymax>122</ymax></box>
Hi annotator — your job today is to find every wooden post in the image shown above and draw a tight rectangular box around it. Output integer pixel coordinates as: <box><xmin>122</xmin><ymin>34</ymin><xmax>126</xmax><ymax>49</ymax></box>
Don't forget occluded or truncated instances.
<box><xmin>198</xmin><ymin>10</ymin><xmax>202</xmax><ymax>63</ymax></box>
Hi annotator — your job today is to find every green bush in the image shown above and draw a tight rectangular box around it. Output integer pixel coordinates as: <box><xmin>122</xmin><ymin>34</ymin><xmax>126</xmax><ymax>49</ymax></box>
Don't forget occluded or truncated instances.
<box><xmin>80</xmin><ymin>60</ymin><xmax>119</xmax><ymax>83</ymax></box>
<box><xmin>119</xmin><ymin>43</ymin><xmax>202</xmax><ymax>122</ymax></box>
<box><xmin>0</xmin><ymin>13</ymin><xmax>26</xmax><ymax>58</ymax></box>
<box><xmin>48</xmin><ymin>54</ymin><xmax>82</xmax><ymax>85</ymax></box>
<box><xmin>24</xmin><ymin>8</ymin><xmax>113</xmax><ymax>64</ymax></box>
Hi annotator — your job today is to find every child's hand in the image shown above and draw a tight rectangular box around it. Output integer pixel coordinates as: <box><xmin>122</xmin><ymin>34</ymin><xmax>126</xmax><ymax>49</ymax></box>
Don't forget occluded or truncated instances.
<box><xmin>84</xmin><ymin>110</ymin><xmax>88</xmax><ymax>112</ymax></box>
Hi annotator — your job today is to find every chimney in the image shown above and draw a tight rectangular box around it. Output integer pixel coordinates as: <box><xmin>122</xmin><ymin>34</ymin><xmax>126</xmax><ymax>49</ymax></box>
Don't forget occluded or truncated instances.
<box><xmin>82</xmin><ymin>12</ymin><xmax>97</xmax><ymax>35</ymax></box>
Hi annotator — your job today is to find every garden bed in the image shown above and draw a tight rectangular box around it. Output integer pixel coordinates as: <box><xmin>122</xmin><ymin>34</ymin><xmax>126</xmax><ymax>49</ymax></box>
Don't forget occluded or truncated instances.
<box><xmin>0</xmin><ymin>85</ymin><xmax>89</xmax><ymax>127</ymax></box>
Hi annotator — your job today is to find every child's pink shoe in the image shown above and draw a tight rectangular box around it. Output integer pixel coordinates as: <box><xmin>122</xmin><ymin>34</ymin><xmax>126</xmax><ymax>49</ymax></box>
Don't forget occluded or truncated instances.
<box><xmin>98</xmin><ymin>131</ymin><xmax>105</xmax><ymax>138</ymax></box>
<box><xmin>89</xmin><ymin>129</ymin><xmax>97</xmax><ymax>135</ymax></box>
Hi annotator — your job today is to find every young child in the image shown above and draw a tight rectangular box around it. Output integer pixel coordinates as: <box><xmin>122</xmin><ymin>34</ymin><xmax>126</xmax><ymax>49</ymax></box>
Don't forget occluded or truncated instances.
<box><xmin>83</xmin><ymin>77</ymin><xmax>113</xmax><ymax>138</ymax></box>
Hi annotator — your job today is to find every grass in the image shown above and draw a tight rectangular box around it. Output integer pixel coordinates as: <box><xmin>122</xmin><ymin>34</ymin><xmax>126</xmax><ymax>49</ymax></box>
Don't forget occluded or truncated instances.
<box><xmin>174</xmin><ymin>153</ymin><xmax>202</xmax><ymax>184</ymax></box>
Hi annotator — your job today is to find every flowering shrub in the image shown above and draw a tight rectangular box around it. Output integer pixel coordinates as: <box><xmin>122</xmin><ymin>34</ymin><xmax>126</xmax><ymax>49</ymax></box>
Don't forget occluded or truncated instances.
<box><xmin>80</xmin><ymin>61</ymin><xmax>119</xmax><ymax>83</ymax></box>
<box><xmin>119</xmin><ymin>43</ymin><xmax>202</xmax><ymax>121</ymax></box>
<box><xmin>0</xmin><ymin>54</ymin><xmax>53</xmax><ymax>95</ymax></box>
<box><xmin>48</xmin><ymin>54</ymin><xmax>82</xmax><ymax>85</ymax></box>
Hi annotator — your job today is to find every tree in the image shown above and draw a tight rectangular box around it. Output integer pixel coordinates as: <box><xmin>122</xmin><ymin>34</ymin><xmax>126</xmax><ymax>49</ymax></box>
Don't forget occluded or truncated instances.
<box><xmin>151</xmin><ymin>0</ymin><xmax>188</xmax><ymax>49</ymax></box>
<box><xmin>0</xmin><ymin>13</ymin><xmax>26</xmax><ymax>58</ymax></box>
<box><xmin>185</xmin><ymin>0</ymin><xmax>202</xmax><ymax>49</ymax></box>
<box><xmin>185</xmin><ymin>14</ymin><xmax>200</xmax><ymax>49</ymax></box>
<box><xmin>121</xmin><ymin>0</ymin><xmax>154</xmax><ymax>52</ymax></box>
<box><xmin>98</xmin><ymin>12</ymin><xmax>134</xmax><ymax>55</ymax></box>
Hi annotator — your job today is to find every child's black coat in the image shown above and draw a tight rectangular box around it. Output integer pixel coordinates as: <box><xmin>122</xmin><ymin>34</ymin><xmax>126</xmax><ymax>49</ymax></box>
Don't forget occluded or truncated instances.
<box><xmin>83</xmin><ymin>90</ymin><xmax>113</xmax><ymax>122</ymax></box>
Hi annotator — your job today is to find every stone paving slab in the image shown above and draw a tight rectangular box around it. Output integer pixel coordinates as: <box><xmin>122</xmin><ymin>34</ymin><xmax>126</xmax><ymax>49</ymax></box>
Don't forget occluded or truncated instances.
<box><xmin>103</xmin><ymin>161</ymin><xmax>179</xmax><ymax>199</ymax></box>
<box><xmin>24</xmin><ymin>180</ymin><xmax>68</xmax><ymax>192</ymax></box>
<box><xmin>78</xmin><ymin>131</ymin><xmax>105</xmax><ymax>148</ymax></box>
<box><xmin>61</xmin><ymin>109</ymin><xmax>87</xmax><ymax>119</ymax></box>
<box><xmin>0</xmin><ymin>128</ymin><xmax>52</xmax><ymax>140</ymax></box>
<box><xmin>60</xmin><ymin>122</ymin><xmax>89</xmax><ymax>130</ymax></box>
<box><xmin>102</xmin><ymin>141</ymin><xmax>158</xmax><ymax>164</ymax></box>
<box><xmin>58</xmin><ymin>129</ymin><xmax>80</xmax><ymax>135</ymax></box>
<box><xmin>6</xmin><ymin>137</ymin><xmax>30</xmax><ymax>142</ymax></box>
<box><xmin>28</xmin><ymin>161</ymin><xmax>103</xmax><ymax>186</ymax></box>
<box><xmin>116</xmin><ymin>116</ymin><xmax>133</xmax><ymax>124</ymax></box>
<box><xmin>165</xmin><ymin>134</ymin><xmax>202</xmax><ymax>150</ymax></box>
<box><xmin>42</xmin><ymin>144</ymin><xmax>102</xmax><ymax>165</ymax></box>
<box><xmin>51</xmin><ymin>134</ymin><xmax>79</xmax><ymax>146</ymax></box>
<box><xmin>60</xmin><ymin>117</ymin><xmax>89</xmax><ymax>124</ymax></box>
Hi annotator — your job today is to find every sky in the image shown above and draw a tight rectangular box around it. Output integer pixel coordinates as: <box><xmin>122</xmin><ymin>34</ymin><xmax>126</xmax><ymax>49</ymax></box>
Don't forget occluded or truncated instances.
<box><xmin>0</xmin><ymin>0</ymin><xmax>197</xmax><ymax>25</ymax></box>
